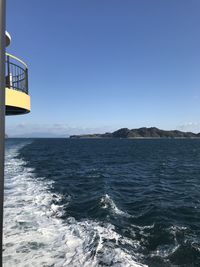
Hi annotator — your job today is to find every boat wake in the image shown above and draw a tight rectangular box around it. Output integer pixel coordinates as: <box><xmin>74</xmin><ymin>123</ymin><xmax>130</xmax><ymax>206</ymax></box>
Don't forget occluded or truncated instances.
<box><xmin>3</xmin><ymin>141</ymin><xmax>146</xmax><ymax>267</ymax></box>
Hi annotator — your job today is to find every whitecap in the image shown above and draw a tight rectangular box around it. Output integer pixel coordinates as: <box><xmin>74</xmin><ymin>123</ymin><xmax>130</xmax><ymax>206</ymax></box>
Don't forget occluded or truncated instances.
<box><xmin>100</xmin><ymin>194</ymin><xmax>132</xmax><ymax>218</ymax></box>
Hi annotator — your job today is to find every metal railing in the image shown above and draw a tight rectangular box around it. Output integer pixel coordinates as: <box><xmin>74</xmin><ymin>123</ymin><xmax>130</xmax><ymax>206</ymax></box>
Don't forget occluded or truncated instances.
<box><xmin>5</xmin><ymin>53</ymin><xmax>28</xmax><ymax>94</ymax></box>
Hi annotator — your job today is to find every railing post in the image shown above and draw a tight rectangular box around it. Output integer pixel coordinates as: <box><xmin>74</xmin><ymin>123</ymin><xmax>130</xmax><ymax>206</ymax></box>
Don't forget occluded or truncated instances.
<box><xmin>6</xmin><ymin>54</ymin><xmax>10</xmax><ymax>88</ymax></box>
<box><xmin>26</xmin><ymin>68</ymin><xmax>28</xmax><ymax>94</ymax></box>
<box><xmin>0</xmin><ymin>0</ymin><xmax>6</xmax><ymax>266</ymax></box>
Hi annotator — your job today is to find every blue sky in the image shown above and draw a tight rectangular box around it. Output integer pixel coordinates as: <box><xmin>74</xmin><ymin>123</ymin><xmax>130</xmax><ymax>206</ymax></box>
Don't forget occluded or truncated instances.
<box><xmin>6</xmin><ymin>0</ymin><xmax>200</xmax><ymax>137</ymax></box>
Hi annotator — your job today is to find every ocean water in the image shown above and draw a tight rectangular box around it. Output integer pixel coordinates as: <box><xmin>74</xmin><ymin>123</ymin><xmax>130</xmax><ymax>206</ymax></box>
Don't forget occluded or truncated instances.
<box><xmin>3</xmin><ymin>138</ymin><xmax>200</xmax><ymax>267</ymax></box>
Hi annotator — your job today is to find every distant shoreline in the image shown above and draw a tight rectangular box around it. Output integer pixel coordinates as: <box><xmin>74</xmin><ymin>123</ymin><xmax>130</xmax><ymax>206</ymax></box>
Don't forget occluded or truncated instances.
<box><xmin>70</xmin><ymin>127</ymin><xmax>200</xmax><ymax>139</ymax></box>
<box><xmin>69</xmin><ymin>137</ymin><xmax>200</xmax><ymax>139</ymax></box>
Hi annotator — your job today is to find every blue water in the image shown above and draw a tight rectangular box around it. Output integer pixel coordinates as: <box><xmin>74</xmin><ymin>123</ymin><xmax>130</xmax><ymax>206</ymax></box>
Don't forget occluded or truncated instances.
<box><xmin>3</xmin><ymin>138</ymin><xmax>200</xmax><ymax>266</ymax></box>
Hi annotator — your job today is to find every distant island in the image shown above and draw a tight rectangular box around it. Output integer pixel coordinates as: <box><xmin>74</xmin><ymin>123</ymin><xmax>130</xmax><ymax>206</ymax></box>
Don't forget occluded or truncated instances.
<box><xmin>69</xmin><ymin>127</ymin><xmax>200</xmax><ymax>139</ymax></box>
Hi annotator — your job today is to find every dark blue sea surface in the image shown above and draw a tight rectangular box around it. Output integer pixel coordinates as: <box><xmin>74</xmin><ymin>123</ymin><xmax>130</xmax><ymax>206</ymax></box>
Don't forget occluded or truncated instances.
<box><xmin>3</xmin><ymin>138</ymin><xmax>200</xmax><ymax>266</ymax></box>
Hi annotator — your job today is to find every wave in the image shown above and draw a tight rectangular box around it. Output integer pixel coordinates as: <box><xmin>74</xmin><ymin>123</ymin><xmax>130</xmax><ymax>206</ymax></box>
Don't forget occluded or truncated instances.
<box><xmin>100</xmin><ymin>194</ymin><xmax>132</xmax><ymax>218</ymax></box>
<box><xmin>3</xmin><ymin>141</ymin><xmax>147</xmax><ymax>267</ymax></box>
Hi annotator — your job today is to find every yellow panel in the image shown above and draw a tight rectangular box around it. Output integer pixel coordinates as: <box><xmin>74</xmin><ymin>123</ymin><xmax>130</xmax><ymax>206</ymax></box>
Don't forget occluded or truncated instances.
<box><xmin>6</xmin><ymin>88</ymin><xmax>31</xmax><ymax>112</ymax></box>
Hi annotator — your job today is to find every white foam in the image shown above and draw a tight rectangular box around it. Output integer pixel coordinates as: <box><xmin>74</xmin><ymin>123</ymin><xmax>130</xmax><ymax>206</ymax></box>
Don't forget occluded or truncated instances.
<box><xmin>100</xmin><ymin>194</ymin><xmax>132</xmax><ymax>218</ymax></box>
<box><xmin>3</xmin><ymin>141</ymin><xmax>147</xmax><ymax>267</ymax></box>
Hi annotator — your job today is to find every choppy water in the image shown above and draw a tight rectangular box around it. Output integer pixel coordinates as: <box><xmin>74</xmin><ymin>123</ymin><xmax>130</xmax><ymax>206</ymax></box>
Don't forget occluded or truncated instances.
<box><xmin>3</xmin><ymin>138</ymin><xmax>200</xmax><ymax>267</ymax></box>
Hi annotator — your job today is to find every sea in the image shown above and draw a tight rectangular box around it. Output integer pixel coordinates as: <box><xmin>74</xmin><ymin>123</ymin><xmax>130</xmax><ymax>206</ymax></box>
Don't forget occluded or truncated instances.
<box><xmin>3</xmin><ymin>138</ymin><xmax>200</xmax><ymax>267</ymax></box>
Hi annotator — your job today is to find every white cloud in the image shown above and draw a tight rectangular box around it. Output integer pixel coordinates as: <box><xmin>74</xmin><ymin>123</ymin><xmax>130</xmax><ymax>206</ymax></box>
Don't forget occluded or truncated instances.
<box><xmin>177</xmin><ymin>122</ymin><xmax>200</xmax><ymax>133</ymax></box>
<box><xmin>6</xmin><ymin>123</ymin><xmax>115</xmax><ymax>138</ymax></box>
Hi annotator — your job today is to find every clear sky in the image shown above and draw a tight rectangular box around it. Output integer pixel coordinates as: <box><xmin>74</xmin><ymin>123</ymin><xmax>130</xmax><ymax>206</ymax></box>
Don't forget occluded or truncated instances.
<box><xmin>5</xmin><ymin>0</ymin><xmax>200</xmax><ymax>137</ymax></box>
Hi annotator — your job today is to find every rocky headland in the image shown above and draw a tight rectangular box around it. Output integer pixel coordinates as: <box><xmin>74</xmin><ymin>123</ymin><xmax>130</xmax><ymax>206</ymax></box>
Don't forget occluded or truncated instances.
<box><xmin>69</xmin><ymin>127</ymin><xmax>200</xmax><ymax>139</ymax></box>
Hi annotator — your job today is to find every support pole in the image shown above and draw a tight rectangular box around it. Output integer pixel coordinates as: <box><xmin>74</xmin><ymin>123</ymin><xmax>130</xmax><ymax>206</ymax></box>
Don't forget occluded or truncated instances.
<box><xmin>0</xmin><ymin>0</ymin><xmax>6</xmax><ymax>266</ymax></box>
